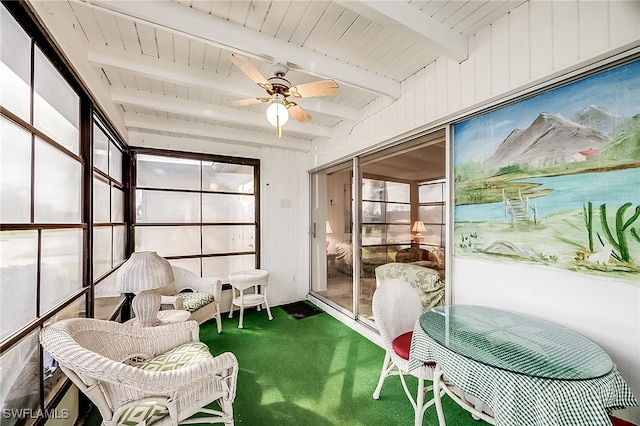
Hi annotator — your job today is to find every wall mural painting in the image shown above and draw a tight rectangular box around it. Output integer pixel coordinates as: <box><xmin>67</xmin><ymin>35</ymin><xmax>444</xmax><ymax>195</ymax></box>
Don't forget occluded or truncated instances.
<box><xmin>453</xmin><ymin>59</ymin><xmax>640</xmax><ymax>281</ymax></box>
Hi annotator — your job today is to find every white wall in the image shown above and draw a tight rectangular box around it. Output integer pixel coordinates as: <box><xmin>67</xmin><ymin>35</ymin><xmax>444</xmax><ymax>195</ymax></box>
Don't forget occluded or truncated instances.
<box><xmin>309</xmin><ymin>1</ymin><xmax>640</xmax><ymax>422</ymax></box>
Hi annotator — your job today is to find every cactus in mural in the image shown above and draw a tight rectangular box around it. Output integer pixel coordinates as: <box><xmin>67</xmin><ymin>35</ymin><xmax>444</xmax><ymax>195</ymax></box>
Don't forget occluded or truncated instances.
<box><xmin>599</xmin><ymin>202</ymin><xmax>640</xmax><ymax>263</ymax></box>
<box><xmin>583</xmin><ymin>202</ymin><xmax>594</xmax><ymax>252</ymax></box>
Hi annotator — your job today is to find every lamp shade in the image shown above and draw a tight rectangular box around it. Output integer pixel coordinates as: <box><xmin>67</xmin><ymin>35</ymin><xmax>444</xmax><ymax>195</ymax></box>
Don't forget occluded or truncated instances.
<box><xmin>266</xmin><ymin>99</ymin><xmax>289</xmax><ymax>127</ymax></box>
<box><xmin>116</xmin><ymin>251</ymin><xmax>174</xmax><ymax>293</ymax></box>
<box><xmin>412</xmin><ymin>221</ymin><xmax>426</xmax><ymax>233</ymax></box>
<box><xmin>325</xmin><ymin>220</ymin><xmax>333</xmax><ymax>234</ymax></box>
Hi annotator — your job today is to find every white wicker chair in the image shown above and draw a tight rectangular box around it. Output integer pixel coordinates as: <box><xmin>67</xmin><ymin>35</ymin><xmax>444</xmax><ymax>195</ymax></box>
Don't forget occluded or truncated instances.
<box><xmin>39</xmin><ymin>318</ymin><xmax>238</xmax><ymax>426</ymax></box>
<box><xmin>372</xmin><ymin>279</ymin><xmax>438</xmax><ymax>426</ymax></box>
<box><xmin>159</xmin><ymin>266</ymin><xmax>223</xmax><ymax>333</ymax></box>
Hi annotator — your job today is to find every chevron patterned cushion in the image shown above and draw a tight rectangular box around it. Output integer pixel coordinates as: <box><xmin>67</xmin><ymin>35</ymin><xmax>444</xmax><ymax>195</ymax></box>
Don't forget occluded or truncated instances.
<box><xmin>179</xmin><ymin>292</ymin><xmax>215</xmax><ymax>312</ymax></box>
<box><xmin>117</xmin><ymin>401</ymin><xmax>168</xmax><ymax>426</ymax></box>
<box><xmin>132</xmin><ymin>342</ymin><xmax>212</xmax><ymax>372</ymax></box>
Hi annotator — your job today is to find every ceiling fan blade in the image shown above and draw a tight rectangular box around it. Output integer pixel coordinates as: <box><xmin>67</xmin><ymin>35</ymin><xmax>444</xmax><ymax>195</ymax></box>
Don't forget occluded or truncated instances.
<box><xmin>288</xmin><ymin>104</ymin><xmax>312</xmax><ymax>123</ymax></box>
<box><xmin>288</xmin><ymin>80</ymin><xmax>339</xmax><ymax>98</ymax></box>
<box><xmin>230</xmin><ymin>54</ymin><xmax>272</xmax><ymax>90</ymax></box>
<box><xmin>229</xmin><ymin>97</ymin><xmax>271</xmax><ymax>107</ymax></box>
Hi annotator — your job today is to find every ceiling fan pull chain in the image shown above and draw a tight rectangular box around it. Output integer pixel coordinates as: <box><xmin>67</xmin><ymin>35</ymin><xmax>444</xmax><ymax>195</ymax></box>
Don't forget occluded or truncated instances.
<box><xmin>276</xmin><ymin>115</ymin><xmax>282</xmax><ymax>138</ymax></box>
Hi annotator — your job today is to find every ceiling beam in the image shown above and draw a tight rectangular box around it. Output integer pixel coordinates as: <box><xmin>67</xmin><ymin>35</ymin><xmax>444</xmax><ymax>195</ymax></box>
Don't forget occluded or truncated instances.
<box><xmin>111</xmin><ymin>87</ymin><xmax>330</xmax><ymax>138</ymax></box>
<box><xmin>88</xmin><ymin>46</ymin><xmax>361</xmax><ymax>122</ymax></box>
<box><xmin>82</xmin><ymin>0</ymin><xmax>402</xmax><ymax>99</ymax></box>
<box><xmin>124</xmin><ymin>115</ymin><xmax>313</xmax><ymax>151</ymax></box>
<box><xmin>337</xmin><ymin>1</ymin><xmax>468</xmax><ymax>63</ymax></box>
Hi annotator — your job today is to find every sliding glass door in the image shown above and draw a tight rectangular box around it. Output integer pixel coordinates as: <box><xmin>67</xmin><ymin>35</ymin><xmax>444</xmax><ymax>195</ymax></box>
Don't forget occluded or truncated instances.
<box><xmin>310</xmin><ymin>131</ymin><xmax>446</xmax><ymax>322</ymax></box>
<box><xmin>310</xmin><ymin>161</ymin><xmax>355</xmax><ymax>315</ymax></box>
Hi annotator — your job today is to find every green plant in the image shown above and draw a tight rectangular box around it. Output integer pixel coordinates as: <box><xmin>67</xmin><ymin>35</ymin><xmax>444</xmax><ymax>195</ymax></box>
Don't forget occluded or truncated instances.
<box><xmin>599</xmin><ymin>202</ymin><xmax>640</xmax><ymax>263</ymax></box>
<box><xmin>583</xmin><ymin>202</ymin><xmax>594</xmax><ymax>252</ymax></box>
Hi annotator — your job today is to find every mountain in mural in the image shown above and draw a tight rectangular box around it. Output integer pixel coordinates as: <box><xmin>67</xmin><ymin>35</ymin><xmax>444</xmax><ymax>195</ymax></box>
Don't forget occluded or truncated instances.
<box><xmin>571</xmin><ymin>105</ymin><xmax>624</xmax><ymax>137</ymax></box>
<box><xmin>484</xmin><ymin>112</ymin><xmax>610</xmax><ymax>171</ymax></box>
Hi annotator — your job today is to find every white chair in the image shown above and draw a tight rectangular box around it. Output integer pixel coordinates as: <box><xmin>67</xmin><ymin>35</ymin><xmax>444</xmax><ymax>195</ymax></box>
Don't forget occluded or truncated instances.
<box><xmin>159</xmin><ymin>266</ymin><xmax>223</xmax><ymax>333</ymax></box>
<box><xmin>228</xmin><ymin>269</ymin><xmax>272</xmax><ymax>328</ymax></box>
<box><xmin>40</xmin><ymin>318</ymin><xmax>238</xmax><ymax>426</ymax></box>
<box><xmin>372</xmin><ymin>278</ymin><xmax>438</xmax><ymax>426</ymax></box>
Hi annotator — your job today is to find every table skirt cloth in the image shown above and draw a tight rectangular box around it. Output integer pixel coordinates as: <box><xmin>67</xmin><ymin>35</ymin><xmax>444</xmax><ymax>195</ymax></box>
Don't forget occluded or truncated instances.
<box><xmin>408</xmin><ymin>322</ymin><xmax>638</xmax><ymax>426</ymax></box>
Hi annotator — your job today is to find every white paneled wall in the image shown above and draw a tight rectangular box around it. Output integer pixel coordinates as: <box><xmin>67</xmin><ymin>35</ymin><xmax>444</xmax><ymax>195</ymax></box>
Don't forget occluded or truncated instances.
<box><xmin>313</xmin><ymin>0</ymin><xmax>640</xmax><ymax>163</ymax></box>
<box><xmin>259</xmin><ymin>147</ymin><xmax>310</xmax><ymax>305</ymax></box>
<box><xmin>310</xmin><ymin>1</ymin><xmax>640</xmax><ymax>422</ymax></box>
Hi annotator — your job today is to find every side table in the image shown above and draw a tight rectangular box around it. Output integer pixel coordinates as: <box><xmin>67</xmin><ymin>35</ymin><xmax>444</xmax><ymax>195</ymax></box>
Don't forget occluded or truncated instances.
<box><xmin>228</xmin><ymin>269</ymin><xmax>272</xmax><ymax>328</ymax></box>
<box><xmin>126</xmin><ymin>309</ymin><xmax>191</xmax><ymax>327</ymax></box>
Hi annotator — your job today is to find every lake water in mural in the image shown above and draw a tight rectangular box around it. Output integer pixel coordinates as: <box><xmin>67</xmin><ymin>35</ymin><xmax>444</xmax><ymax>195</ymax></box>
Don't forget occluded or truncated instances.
<box><xmin>455</xmin><ymin>168</ymin><xmax>640</xmax><ymax>223</ymax></box>
<box><xmin>453</xmin><ymin>59</ymin><xmax>640</xmax><ymax>279</ymax></box>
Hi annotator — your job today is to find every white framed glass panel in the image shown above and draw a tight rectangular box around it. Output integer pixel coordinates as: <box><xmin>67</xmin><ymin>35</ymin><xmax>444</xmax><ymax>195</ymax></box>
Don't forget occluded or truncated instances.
<box><xmin>0</xmin><ymin>7</ymin><xmax>31</xmax><ymax>122</ymax></box>
<box><xmin>1</xmin><ymin>118</ymin><xmax>31</xmax><ymax>223</ymax></box>
<box><xmin>0</xmin><ymin>331</ymin><xmax>40</xmax><ymax>418</ymax></box>
<box><xmin>109</xmin><ymin>141</ymin><xmax>123</xmax><ymax>183</ymax></box>
<box><xmin>134</xmin><ymin>226</ymin><xmax>201</xmax><ymax>257</ymax></box>
<box><xmin>422</xmin><ymin>224</ymin><xmax>443</xmax><ymax>246</ymax></box>
<box><xmin>202</xmin><ymin>193</ymin><xmax>255</xmax><ymax>223</ymax></box>
<box><xmin>33</xmin><ymin>47</ymin><xmax>79</xmax><ymax>154</ymax></box>
<box><xmin>93</xmin><ymin>174</ymin><xmax>110</xmax><ymax>223</ymax></box>
<box><xmin>419</xmin><ymin>182</ymin><xmax>444</xmax><ymax>203</ymax></box>
<box><xmin>111</xmin><ymin>186</ymin><xmax>124</xmax><ymax>223</ymax></box>
<box><xmin>362</xmin><ymin>224</ymin><xmax>384</xmax><ymax>245</ymax></box>
<box><xmin>0</xmin><ymin>230</ymin><xmax>38</xmax><ymax>342</ymax></box>
<box><xmin>34</xmin><ymin>138</ymin><xmax>82</xmax><ymax>223</ymax></box>
<box><xmin>40</xmin><ymin>229</ymin><xmax>82</xmax><ymax>314</ymax></box>
<box><xmin>203</xmin><ymin>162</ymin><xmax>254</xmax><ymax>193</ymax></box>
<box><xmin>136</xmin><ymin>155</ymin><xmax>200</xmax><ymax>190</ymax></box>
<box><xmin>419</xmin><ymin>205</ymin><xmax>444</xmax><ymax>223</ymax></box>
<box><xmin>386</xmin><ymin>203</ymin><xmax>410</xmax><ymax>223</ymax></box>
<box><xmin>362</xmin><ymin>179</ymin><xmax>384</xmax><ymax>200</ymax></box>
<box><xmin>93</xmin><ymin>123</ymin><xmax>109</xmax><ymax>174</ymax></box>
<box><xmin>136</xmin><ymin>190</ymin><xmax>201</xmax><ymax>223</ymax></box>
<box><xmin>202</xmin><ymin>225</ymin><xmax>255</xmax><ymax>253</ymax></box>
<box><xmin>386</xmin><ymin>181</ymin><xmax>410</xmax><ymax>202</ymax></box>
<box><xmin>168</xmin><ymin>258</ymin><xmax>201</xmax><ymax>275</ymax></box>
<box><xmin>94</xmin><ymin>272</ymin><xmax>124</xmax><ymax>320</ymax></box>
<box><xmin>93</xmin><ymin>226</ymin><xmax>112</xmax><ymax>280</ymax></box>
<box><xmin>112</xmin><ymin>225</ymin><xmax>125</xmax><ymax>266</ymax></box>
<box><xmin>388</xmin><ymin>224</ymin><xmax>411</xmax><ymax>243</ymax></box>
<box><xmin>362</xmin><ymin>201</ymin><xmax>384</xmax><ymax>223</ymax></box>
<box><xmin>202</xmin><ymin>254</ymin><xmax>255</xmax><ymax>279</ymax></box>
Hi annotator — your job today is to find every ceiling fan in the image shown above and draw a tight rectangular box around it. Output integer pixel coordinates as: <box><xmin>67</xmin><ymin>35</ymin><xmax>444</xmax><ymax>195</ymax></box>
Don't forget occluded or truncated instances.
<box><xmin>229</xmin><ymin>54</ymin><xmax>339</xmax><ymax>137</ymax></box>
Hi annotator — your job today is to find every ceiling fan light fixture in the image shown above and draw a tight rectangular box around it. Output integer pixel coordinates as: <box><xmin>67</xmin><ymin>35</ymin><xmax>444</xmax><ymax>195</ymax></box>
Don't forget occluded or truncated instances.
<box><xmin>266</xmin><ymin>95</ymin><xmax>289</xmax><ymax>137</ymax></box>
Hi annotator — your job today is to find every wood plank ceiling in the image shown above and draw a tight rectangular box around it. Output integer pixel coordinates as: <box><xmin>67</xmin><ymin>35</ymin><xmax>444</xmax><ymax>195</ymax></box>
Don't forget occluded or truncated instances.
<box><xmin>28</xmin><ymin>0</ymin><xmax>525</xmax><ymax>152</ymax></box>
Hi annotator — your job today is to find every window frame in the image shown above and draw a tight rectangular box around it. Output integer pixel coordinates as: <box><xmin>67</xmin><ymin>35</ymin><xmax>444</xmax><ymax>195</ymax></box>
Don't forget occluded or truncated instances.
<box><xmin>129</xmin><ymin>148</ymin><xmax>261</xmax><ymax>279</ymax></box>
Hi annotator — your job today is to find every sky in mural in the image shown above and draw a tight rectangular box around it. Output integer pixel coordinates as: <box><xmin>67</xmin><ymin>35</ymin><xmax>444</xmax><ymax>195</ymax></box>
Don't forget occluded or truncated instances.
<box><xmin>454</xmin><ymin>60</ymin><xmax>640</xmax><ymax>165</ymax></box>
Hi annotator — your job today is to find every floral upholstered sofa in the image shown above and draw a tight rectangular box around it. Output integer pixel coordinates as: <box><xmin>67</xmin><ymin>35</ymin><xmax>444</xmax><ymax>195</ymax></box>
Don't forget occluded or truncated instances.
<box><xmin>374</xmin><ymin>262</ymin><xmax>445</xmax><ymax>310</ymax></box>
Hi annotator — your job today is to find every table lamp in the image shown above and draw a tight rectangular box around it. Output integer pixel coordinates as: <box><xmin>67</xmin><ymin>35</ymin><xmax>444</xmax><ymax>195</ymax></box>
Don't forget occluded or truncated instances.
<box><xmin>116</xmin><ymin>251</ymin><xmax>174</xmax><ymax>327</ymax></box>
<box><xmin>325</xmin><ymin>220</ymin><xmax>333</xmax><ymax>248</ymax></box>
<box><xmin>412</xmin><ymin>220</ymin><xmax>426</xmax><ymax>243</ymax></box>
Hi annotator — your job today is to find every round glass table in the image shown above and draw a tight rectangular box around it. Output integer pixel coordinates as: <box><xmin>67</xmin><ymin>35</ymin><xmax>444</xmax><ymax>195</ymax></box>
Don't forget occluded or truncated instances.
<box><xmin>420</xmin><ymin>305</ymin><xmax>613</xmax><ymax>380</ymax></box>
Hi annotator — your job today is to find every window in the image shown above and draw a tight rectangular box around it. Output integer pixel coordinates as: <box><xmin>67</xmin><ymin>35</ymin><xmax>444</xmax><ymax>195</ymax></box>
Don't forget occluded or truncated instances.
<box><xmin>1</xmin><ymin>4</ymin><xmax>86</xmax><ymax>420</ymax></box>
<box><xmin>132</xmin><ymin>150</ymin><xmax>259</xmax><ymax>278</ymax></box>
<box><xmin>362</xmin><ymin>178</ymin><xmax>411</xmax><ymax>246</ymax></box>
<box><xmin>93</xmin><ymin>118</ymin><xmax>126</xmax><ymax>320</ymax></box>
<box><xmin>417</xmin><ymin>179</ymin><xmax>446</xmax><ymax>248</ymax></box>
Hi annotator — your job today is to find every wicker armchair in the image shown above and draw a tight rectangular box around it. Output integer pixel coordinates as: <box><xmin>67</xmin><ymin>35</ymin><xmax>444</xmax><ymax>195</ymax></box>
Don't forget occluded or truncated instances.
<box><xmin>39</xmin><ymin>318</ymin><xmax>238</xmax><ymax>426</ymax></box>
<box><xmin>159</xmin><ymin>266</ymin><xmax>223</xmax><ymax>333</ymax></box>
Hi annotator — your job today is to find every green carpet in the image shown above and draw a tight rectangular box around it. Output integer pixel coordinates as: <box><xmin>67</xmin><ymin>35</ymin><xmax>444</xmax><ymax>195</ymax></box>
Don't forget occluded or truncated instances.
<box><xmin>201</xmin><ymin>303</ymin><xmax>488</xmax><ymax>426</ymax></box>
<box><xmin>86</xmin><ymin>303</ymin><xmax>490</xmax><ymax>425</ymax></box>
